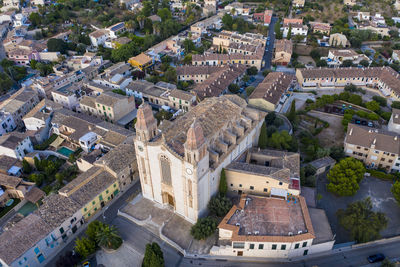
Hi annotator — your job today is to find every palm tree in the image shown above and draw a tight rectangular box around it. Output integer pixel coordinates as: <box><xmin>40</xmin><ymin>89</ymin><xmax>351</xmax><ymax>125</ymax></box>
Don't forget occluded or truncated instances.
<box><xmin>96</xmin><ymin>224</ymin><xmax>123</xmax><ymax>250</ymax></box>
<box><xmin>137</xmin><ymin>15</ymin><xmax>146</xmax><ymax>29</ymax></box>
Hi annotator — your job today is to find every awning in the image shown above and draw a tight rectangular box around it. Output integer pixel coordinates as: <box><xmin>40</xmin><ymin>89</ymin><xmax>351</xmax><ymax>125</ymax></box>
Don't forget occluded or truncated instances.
<box><xmin>271</xmin><ymin>188</ymin><xmax>288</xmax><ymax>199</ymax></box>
<box><xmin>50</xmin><ymin>136</ymin><xmax>64</xmax><ymax>148</ymax></box>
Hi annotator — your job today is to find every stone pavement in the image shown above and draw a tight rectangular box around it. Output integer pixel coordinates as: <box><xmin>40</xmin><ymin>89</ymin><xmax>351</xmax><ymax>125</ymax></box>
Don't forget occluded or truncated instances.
<box><xmin>119</xmin><ymin>195</ymin><xmax>216</xmax><ymax>256</ymax></box>
<box><xmin>97</xmin><ymin>243</ymin><xmax>142</xmax><ymax>267</ymax></box>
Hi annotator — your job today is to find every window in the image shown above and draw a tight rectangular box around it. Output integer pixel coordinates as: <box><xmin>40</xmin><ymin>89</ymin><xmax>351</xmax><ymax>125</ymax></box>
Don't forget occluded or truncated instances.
<box><xmin>92</xmin><ymin>201</ymin><xmax>95</xmax><ymax>205</ymax></box>
<box><xmin>37</xmin><ymin>254</ymin><xmax>45</xmax><ymax>263</ymax></box>
<box><xmin>250</xmin><ymin>186</ymin><xmax>254</xmax><ymax>190</ymax></box>
<box><xmin>264</xmin><ymin>188</ymin><xmax>268</xmax><ymax>192</ymax></box>
<box><xmin>279</xmin><ymin>182</ymin><xmax>283</xmax><ymax>185</ymax></box>
<box><xmin>106</xmin><ymin>190</ymin><xmax>109</xmax><ymax>194</ymax></box>
<box><xmin>233</xmin><ymin>242</ymin><xmax>245</xmax><ymax>249</ymax></box>
<box><xmin>281</xmin><ymin>244</ymin><xmax>286</xmax><ymax>250</ymax></box>
<box><xmin>94</xmin><ymin>207</ymin><xmax>97</xmax><ymax>211</ymax></box>
<box><xmin>34</xmin><ymin>247</ymin><xmax>40</xmax><ymax>254</ymax></box>
<box><xmin>59</xmin><ymin>227</ymin><xmax>64</xmax><ymax>234</ymax></box>
<box><xmin>84</xmin><ymin>208</ymin><xmax>87</xmax><ymax>212</ymax></box>
<box><xmin>302</xmin><ymin>241</ymin><xmax>307</xmax><ymax>247</ymax></box>
<box><xmin>160</xmin><ymin>155</ymin><xmax>172</xmax><ymax>185</ymax></box>
<box><xmin>294</xmin><ymin>243</ymin><xmax>299</xmax><ymax>249</ymax></box>
<box><xmin>230</xmin><ymin>184</ymin><xmax>233</xmax><ymax>186</ymax></box>
<box><xmin>272</xmin><ymin>244</ymin><xmax>277</xmax><ymax>250</ymax></box>
<box><xmin>249</xmin><ymin>244</ymin><xmax>255</xmax><ymax>249</ymax></box>
<box><xmin>114</xmin><ymin>184</ymin><xmax>116</xmax><ymax>187</ymax></box>
<box><xmin>239</xmin><ymin>184</ymin><xmax>242</xmax><ymax>187</ymax></box>
<box><xmin>258</xmin><ymin>244</ymin><xmax>264</xmax><ymax>249</ymax></box>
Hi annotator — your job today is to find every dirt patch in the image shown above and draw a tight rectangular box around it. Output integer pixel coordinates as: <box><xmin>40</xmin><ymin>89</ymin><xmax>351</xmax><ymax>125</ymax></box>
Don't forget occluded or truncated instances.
<box><xmin>294</xmin><ymin>45</ymin><xmax>329</xmax><ymax>56</ymax></box>
<box><xmin>308</xmin><ymin>110</ymin><xmax>345</xmax><ymax>148</ymax></box>
<box><xmin>297</xmin><ymin>56</ymin><xmax>315</xmax><ymax>66</ymax></box>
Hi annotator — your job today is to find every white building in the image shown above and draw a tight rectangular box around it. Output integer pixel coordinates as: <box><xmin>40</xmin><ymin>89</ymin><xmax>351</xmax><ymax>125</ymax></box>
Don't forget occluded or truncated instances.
<box><xmin>282</xmin><ymin>23</ymin><xmax>308</xmax><ymax>40</ymax></box>
<box><xmin>0</xmin><ymin>110</ymin><xmax>16</xmax><ymax>136</ymax></box>
<box><xmin>79</xmin><ymin>132</ymin><xmax>98</xmax><ymax>152</ymax></box>
<box><xmin>134</xmin><ymin>95</ymin><xmax>265</xmax><ymax>223</ymax></box>
<box><xmin>51</xmin><ymin>84</ymin><xmax>84</xmax><ymax>111</ymax></box>
<box><xmin>324</xmin><ymin>49</ymin><xmax>371</xmax><ymax>67</ymax></box>
<box><xmin>388</xmin><ymin>108</ymin><xmax>400</xmax><ymax>133</ymax></box>
<box><xmin>211</xmin><ymin>194</ymin><xmax>335</xmax><ymax>258</ymax></box>
<box><xmin>0</xmin><ymin>132</ymin><xmax>33</xmax><ymax>160</ymax></box>
<box><xmin>1</xmin><ymin>0</ymin><xmax>20</xmax><ymax>12</ymax></box>
<box><xmin>89</xmin><ymin>29</ymin><xmax>109</xmax><ymax>48</ymax></box>
<box><xmin>92</xmin><ymin>62</ymin><xmax>132</xmax><ymax>90</ymax></box>
<box><xmin>13</xmin><ymin>13</ymin><xmax>28</xmax><ymax>27</ymax></box>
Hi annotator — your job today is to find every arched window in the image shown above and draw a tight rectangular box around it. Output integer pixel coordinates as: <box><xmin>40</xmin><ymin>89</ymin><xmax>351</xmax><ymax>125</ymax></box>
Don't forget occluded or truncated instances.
<box><xmin>160</xmin><ymin>155</ymin><xmax>172</xmax><ymax>185</ymax></box>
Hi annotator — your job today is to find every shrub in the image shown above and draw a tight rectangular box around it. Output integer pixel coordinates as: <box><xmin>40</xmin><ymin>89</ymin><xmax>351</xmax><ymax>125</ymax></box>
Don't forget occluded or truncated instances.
<box><xmin>22</xmin><ymin>159</ymin><xmax>32</xmax><ymax>174</ymax></box>
<box><xmin>392</xmin><ymin>181</ymin><xmax>400</xmax><ymax>206</ymax></box>
<box><xmin>74</xmin><ymin>237</ymin><xmax>96</xmax><ymax>259</ymax></box>
<box><xmin>219</xmin><ymin>169</ymin><xmax>228</xmax><ymax>196</ymax></box>
<box><xmin>372</xmin><ymin>95</ymin><xmax>387</xmax><ymax>107</ymax></box>
<box><xmin>34</xmin><ymin>134</ymin><xmax>58</xmax><ymax>150</ymax></box>
<box><xmin>366</xmin><ymin>170</ymin><xmax>395</xmax><ymax>181</ymax></box>
<box><xmin>327</xmin><ymin>158</ymin><xmax>365</xmax><ymax>196</ymax></box>
<box><xmin>258</xmin><ymin>122</ymin><xmax>267</xmax><ymax>149</ymax></box>
<box><xmin>208</xmin><ymin>194</ymin><xmax>232</xmax><ymax>217</ymax></box>
<box><xmin>191</xmin><ymin>217</ymin><xmax>217</xmax><ymax>240</ymax></box>
<box><xmin>142</xmin><ymin>242</ymin><xmax>164</xmax><ymax>267</ymax></box>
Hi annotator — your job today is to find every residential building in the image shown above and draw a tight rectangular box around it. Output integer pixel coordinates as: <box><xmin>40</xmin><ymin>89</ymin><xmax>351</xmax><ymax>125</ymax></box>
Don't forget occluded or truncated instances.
<box><xmin>249</xmin><ymin>72</ymin><xmax>296</xmax><ymax>111</ymax></box>
<box><xmin>104</xmin><ymin>36</ymin><xmax>131</xmax><ymax>49</ymax></box>
<box><xmin>128</xmin><ymin>53</ymin><xmax>153</xmax><ymax>71</ymax></box>
<box><xmin>282</xmin><ymin>23</ymin><xmax>308</xmax><ymax>41</ymax></box>
<box><xmin>192</xmin><ymin>64</ymin><xmax>247</xmax><ymax>100</ymax></box>
<box><xmin>210</xmin><ymin>194</ymin><xmax>335</xmax><ymax>258</ymax></box>
<box><xmin>0</xmin><ymin>173</ymin><xmax>35</xmax><ymax>207</ymax></box>
<box><xmin>224</xmin><ymin>2</ymin><xmax>250</xmax><ymax>16</ymax></box>
<box><xmin>177</xmin><ymin>65</ymin><xmax>223</xmax><ymax>83</ymax></box>
<box><xmin>107</xmin><ymin>22</ymin><xmax>125</xmax><ymax>39</ymax></box>
<box><xmin>388</xmin><ymin>108</ymin><xmax>400</xmax><ymax>133</ymax></box>
<box><xmin>1</xmin><ymin>0</ymin><xmax>20</xmax><ymax>12</ymax></box>
<box><xmin>92</xmin><ymin>62</ymin><xmax>132</xmax><ymax>90</ymax></box>
<box><xmin>329</xmin><ymin>33</ymin><xmax>349</xmax><ymax>47</ymax></box>
<box><xmin>395</xmin><ymin>0</ymin><xmax>400</xmax><ymax>11</ymax></box>
<box><xmin>58</xmin><ymin>166</ymin><xmax>120</xmax><ymax>219</ymax></box>
<box><xmin>126</xmin><ymin>80</ymin><xmax>196</xmax><ymax>112</ymax></box>
<box><xmin>307</xmin><ymin>156</ymin><xmax>336</xmax><ymax>175</ymax></box>
<box><xmin>89</xmin><ymin>29</ymin><xmax>109</xmax><ymax>47</ymax></box>
<box><xmin>0</xmin><ymin>87</ymin><xmax>40</xmax><ymax>128</ymax></box>
<box><xmin>344</xmin><ymin>123</ymin><xmax>400</xmax><ymax>172</ymax></box>
<box><xmin>357</xmin><ymin>24</ymin><xmax>389</xmax><ymax>37</ymax></box>
<box><xmin>295</xmin><ymin>67</ymin><xmax>400</xmax><ymax>99</ymax></box>
<box><xmin>253</xmin><ymin>10</ymin><xmax>273</xmax><ymax>26</ymax></box>
<box><xmin>309</xmin><ymin>22</ymin><xmax>331</xmax><ymax>35</ymax></box>
<box><xmin>344</xmin><ymin>0</ymin><xmax>357</xmax><ymax>6</ymax></box>
<box><xmin>225</xmin><ymin>148</ymin><xmax>300</xmax><ymax>196</ymax></box>
<box><xmin>272</xmin><ymin>39</ymin><xmax>292</xmax><ymax>66</ymax></box>
<box><xmin>292</xmin><ymin>0</ymin><xmax>305</xmax><ymax>8</ymax></box>
<box><xmin>323</xmin><ymin>49</ymin><xmax>371</xmax><ymax>67</ymax></box>
<box><xmin>94</xmin><ymin>143</ymin><xmax>138</xmax><ymax>191</ymax></box>
<box><xmin>23</xmin><ymin>99</ymin><xmax>63</xmax><ymax>143</ymax></box>
<box><xmin>392</xmin><ymin>50</ymin><xmax>400</xmax><ymax>63</ymax></box>
<box><xmin>134</xmin><ymin>95</ymin><xmax>265</xmax><ymax>223</ymax></box>
<box><xmin>13</xmin><ymin>13</ymin><xmax>27</xmax><ymax>27</ymax></box>
<box><xmin>80</xmin><ymin>91</ymin><xmax>136</xmax><ymax>124</ymax></box>
<box><xmin>0</xmin><ymin>155</ymin><xmax>19</xmax><ymax>175</ymax></box>
<box><xmin>192</xmin><ymin>53</ymin><xmax>263</xmax><ymax>70</ymax></box>
<box><xmin>51</xmin><ymin>83</ymin><xmax>86</xmax><ymax>111</ymax></box>
<box><xmin>0</xmin><ymin>132</ymin><xmax>33</xmax><ymax>160</ymax></box>
<box><xmin>0</xmin><ymin>110</ymin><xmax>16</xmax><ymax>136</ymax></box>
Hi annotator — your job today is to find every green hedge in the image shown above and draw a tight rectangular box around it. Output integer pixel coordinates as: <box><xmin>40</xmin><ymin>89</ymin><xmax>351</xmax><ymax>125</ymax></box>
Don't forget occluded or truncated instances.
<box><xmin>367</xmin><ymin>170</ymin><xmax>395</xmax><ymax>181</ymax></box>
<box><xmin>34</xmin><ymin>134</ymin><xmax>58</xmax><ymax>150</ymax></box>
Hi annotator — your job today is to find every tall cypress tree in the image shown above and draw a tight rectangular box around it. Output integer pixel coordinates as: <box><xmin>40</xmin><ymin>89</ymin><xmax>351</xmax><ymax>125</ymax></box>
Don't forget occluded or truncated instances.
<box><xmin>258</xmin><ymin>121</ymin><xmax>267</xmax><ymax>149</ymax></box>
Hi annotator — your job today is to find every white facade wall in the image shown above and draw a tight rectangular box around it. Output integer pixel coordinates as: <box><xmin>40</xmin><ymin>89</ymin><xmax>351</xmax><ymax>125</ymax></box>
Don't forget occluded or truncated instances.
<box><xmin>0</xmin><ymin>136</ymin><xmax>33</xmax><ymax>160</ymax></box>
<box><xmin>51</xmin><ymin>92</ymin><xmax>80</xmax><ymax>111</ymax></box>
<box><xmin>90</xmin><ymin>34</ymin><xmax>108</xmax><ymax>47</ymax></box>
<box><xmin>93</xmin><ymin>77</ymin><xmax>132</xmax><ymax>90</ymax></box>
<box><xmin>0</xmin><ymin>113</ymin><xmax>16</xmax><ymax>136</ymax></box>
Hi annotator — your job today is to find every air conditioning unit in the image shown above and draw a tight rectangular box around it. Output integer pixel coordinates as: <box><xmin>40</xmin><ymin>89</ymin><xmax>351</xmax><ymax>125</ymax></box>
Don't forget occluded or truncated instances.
<box><xmin>288</xmin><ymin>232</ymin><xmax>293</xmax><ymax>236</ymax></box>
<box><xmin>235</xmin><ymin>223</ymin><xmax>240</xmax><ymax>226</ymax></box>
<box><xmin>298</xmin><ymin>231</ymin><xmax>303</xmax><ymax>234</ymax></box>
<box><xmin>254</xmin><ymin>231</ymin><xmax>259</xmax><ymax>235</ymax></box>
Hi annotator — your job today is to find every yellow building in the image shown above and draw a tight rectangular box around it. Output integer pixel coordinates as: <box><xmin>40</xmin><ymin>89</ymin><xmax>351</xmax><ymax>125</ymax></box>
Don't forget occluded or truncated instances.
<box><xmin>58</xmin><ymin>166</ymin><xmax>120</xmax><ymax>219</ymax></box>
<box><xmin>225</xmin><ymin>148</ymin><xmax>300</xmax><ymax>196</ymax></box>
<box><xmin>128</xmin><ymin>53</ymin><xmax>153</xmax><ymax>71</ymax></box>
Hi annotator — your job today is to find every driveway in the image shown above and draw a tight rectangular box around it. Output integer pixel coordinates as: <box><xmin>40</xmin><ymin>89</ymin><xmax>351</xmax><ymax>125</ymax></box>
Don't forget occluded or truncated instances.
<box><xmin>317</xmin><ymin>175</ymin><xmax>400</xmax><ymax>244</ymax></box>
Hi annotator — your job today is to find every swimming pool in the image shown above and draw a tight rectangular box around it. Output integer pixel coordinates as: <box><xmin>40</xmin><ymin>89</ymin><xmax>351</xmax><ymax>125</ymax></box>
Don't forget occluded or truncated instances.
<box><xmin>57</xmin><ymin>147</ymin><xmax>75</xmax><ymax>157</ymax></box>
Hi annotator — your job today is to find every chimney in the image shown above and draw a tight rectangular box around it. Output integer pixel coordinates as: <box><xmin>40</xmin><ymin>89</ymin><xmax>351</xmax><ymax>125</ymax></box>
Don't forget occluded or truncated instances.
<box><xmin>395</xmin><ymin>136</ymin><xmax>398</xmax><ymax>141</ymax></box>
<box><xmin>349</xmin><ymin>128</ymin><xmax>353</xmax><ymax>135</ymax></box>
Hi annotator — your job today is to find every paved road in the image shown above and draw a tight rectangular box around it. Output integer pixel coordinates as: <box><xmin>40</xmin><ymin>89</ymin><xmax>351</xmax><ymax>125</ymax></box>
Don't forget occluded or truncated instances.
<box><xmin>264</xmin><ymin>17</ymin><xmax>278</xmax><ymax>70</ymax></box>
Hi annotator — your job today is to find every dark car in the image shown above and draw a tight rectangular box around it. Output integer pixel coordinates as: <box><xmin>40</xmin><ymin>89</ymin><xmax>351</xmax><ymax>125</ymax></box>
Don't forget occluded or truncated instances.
<box><xmin>367</xmin><ymin>253</ymin><xmax>385</xmax><ymax>263</ymax></box>
<box><xmin>361</xmin><ymin>120</ymin><xmax>367</xmax><ymax>126</ymax></box>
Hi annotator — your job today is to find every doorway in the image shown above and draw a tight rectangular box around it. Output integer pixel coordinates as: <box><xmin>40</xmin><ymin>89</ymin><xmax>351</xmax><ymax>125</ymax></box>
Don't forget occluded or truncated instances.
<box><xmin>237</xmin><ymin>251</ymin><xmax>243</xmax><ymax>256</ymax></box>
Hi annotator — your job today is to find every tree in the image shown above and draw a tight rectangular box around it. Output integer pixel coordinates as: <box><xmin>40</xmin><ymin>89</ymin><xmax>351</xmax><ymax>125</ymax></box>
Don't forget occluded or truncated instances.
<box><xmin>96</xmin><ymin>224</ymin><xmax>123</xmax><ymax>250</ymax></box>
<box><xmin>22</xmin><ymin>159</ymin><xmax>32</xmax><ymax>174</ymax></box>
<box><xmin>157</xmin><ymin>8</ymin><xmax>172</xmax><ymax>21</ymax></box>
<box><xmin>228</xmin><ymin>83</ymin><xmax>240</xmax><ymax>94</ymax></box>
<box><xmin>74</xmin><ymin>237</ymin><xmax>96</xmax><ymax>259</ymax></box>
<box><xmin>208</xmin><ymin>194</ymin><xmax>232</xmax><ymax>217</ymax></box>
<box><xmin>274</xmin><ymin>19</ymin><xmax>282</xmax><ymax>39</ymax></box>
<box><xmin>365</xmin><ymin>100</ymin><xmax>380</xmax><ymax>112</ymax></box>
<box><xmin>267</xmin><ymin>130</ymin><xmax>294</xmax><ymax>150</ymax></box>
<box><xmin>327</xmin><ymin>158</ymin><xmax>365</xmax><ymax>196</ymax></box>
<box><xmin>47</xmin><ymin>38</ymin><xmax>68</xmax><ymax>54</ymax></box>
<box><xmin>142</xmin><ymin>242</ymin><xmax>164</xmax><ymax>267</ymax></box>
<box><xmin>287</xmin><ymin>100</ymin><xmax>296</xmax><ymax>122</ymax></box>
<box><xmin>348</xmin><ymin>94</ymin><xmax>362</xmax><ymax>106</ymax></box>
<box><xmin>183</xmin><ymin>39</ymin><xmax>196</xmax><ymax>54</ymax></box>
<box><xmin>219</xmin><ymin>169</ymin><xmax>227</xmax><ymax>196</ymax></box>
<box><xmin>29</xmin><ymin>173</ymin><xmax>44</xmax><ymax>186</ymax></box>
<box><xmin>310</xmin><ymin>49</ymin><xmax>321</xmax><ymax>60</ymax></box>
<box><xmin>86</xmin><ymin>221</ymin><xmax>103</xmax><ymax>243</ymax></box>
<box><xmin>287</xmin><ymin>24</ymin><xmax>292</xmax><ymax>40</ymax></box>
<box><xmin>372</xmin><ymin>95</ymin><xmax>387</xmax><ymax>107</ymax></box>
<box><xmin>341</xmin><ymin>60</ymin><xmax>354</xmax><ymax>67</ymax></box>
<box><xmin>391</xmin><ymin>101</ymin><xmax>400</xmax><ymax>109</ymax></box>
<box><xmin>29</xmin><ymin>12</ymin><xmax>41</xmax><ymax>27</ymax></box>
<box><xmin>190</xmin><ymin>217</ymin><xmax>217</xmax><ymax>240</ymax></box>
<box><xmin>391</xmin><ymin>181</ymin><xmax>400</xmax><ymax>206</ymax></box>
<box><xmin>222</xmin><ymin>13</ymin><xmax>233</xmax><ymax>29</ymax></box>
<box><xmin>182</xmin><ymin>54</ymin><xmax>192</xmax><ymax>64</ymax></box>
<box><xmin>0</xmin><ymin>73</ymin><xmax>13</xmax><ymax>93</ymax></box>
<box><xmin>245</xmin><ymin>86</ymin><xmax>255</xmax><ymax>96</ymax></box>
<box><xmin>262</xmin><ymin>69</ymin><xmax>271</xmax><ymax>77</ymax></box>
<box><xmin>337</xmin><ymin>197</ymin><xmax>388</xmax><ymax>243</ymax></box>
<box><xmin>359</xmin><ymin>59</ymin><xmax>370</xmax><ymax>67</ymax></box>
<box><xmin>265</xmin><ymin>112</ymin><xmax>277</xmax><ymax>125</ymax></box>
<box><xmin>247</xmin><ymin>66</ymin><xmax>258</xmax><ymax>76</ymax></box>
<box><xmin>381</xmin><ymin>258</ymin><xmax>395</xmax><ymax>267</ymax></box>
<box><xmin>258</xmin><ymin>121</ymin><xmax>267</xmax><ymax>149</ymax></box>
<box><xmin>329</xmin><ymin>146</ymin><xmax>345</xmax><ymax>161</ymax></box>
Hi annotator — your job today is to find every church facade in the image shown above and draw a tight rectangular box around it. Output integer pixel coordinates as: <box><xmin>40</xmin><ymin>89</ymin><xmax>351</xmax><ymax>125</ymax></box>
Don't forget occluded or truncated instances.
<box><xmin>134</xmin><ymin>95</ymin><xmax>265</xmax><ymax>223</ymax></box>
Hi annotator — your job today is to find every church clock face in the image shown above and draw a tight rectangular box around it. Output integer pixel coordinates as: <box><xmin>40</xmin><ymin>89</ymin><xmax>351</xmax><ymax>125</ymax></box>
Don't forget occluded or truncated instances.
<box><xmin>186</xmin><ymin>168</ymin><xmax>193</xmax><ymax>175</ymax></box>
<box><xmin>138</xmin><ymin>146</ymin><xmax>143</xmax><ymax>152</ymax></box>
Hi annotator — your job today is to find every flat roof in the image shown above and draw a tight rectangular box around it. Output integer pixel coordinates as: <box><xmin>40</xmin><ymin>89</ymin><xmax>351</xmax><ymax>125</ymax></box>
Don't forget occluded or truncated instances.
<box><xmin>219</xmin><ymin>194</ymin><xmax>315</xmax><ymax>242</ymax></box>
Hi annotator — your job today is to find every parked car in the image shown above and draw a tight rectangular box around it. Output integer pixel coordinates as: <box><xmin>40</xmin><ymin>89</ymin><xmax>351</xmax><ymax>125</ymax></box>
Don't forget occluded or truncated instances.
<box><xmin>367</xmin><ymin>253</ymin><xmax>385</xmax><ymax>263</ymax></box>
<box><xmin>368</xmin><ymin>122</ymin><xmax>373</xmax><ymax>127</ymax></box>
